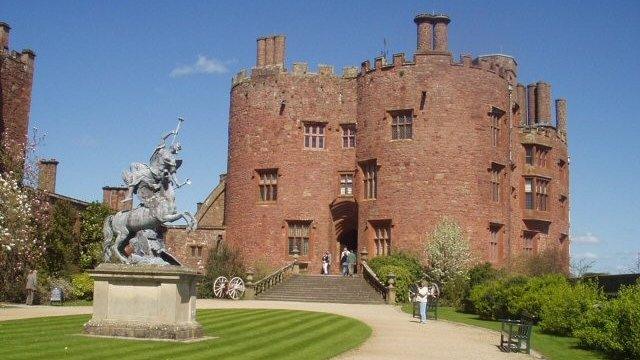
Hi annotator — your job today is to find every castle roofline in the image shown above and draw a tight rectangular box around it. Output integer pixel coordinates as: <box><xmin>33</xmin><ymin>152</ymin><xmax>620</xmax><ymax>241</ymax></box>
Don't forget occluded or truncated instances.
<box><xmin>477</xmin><ymin>54</ymin><xmax>517</xmax><ymax>66</ymax></box>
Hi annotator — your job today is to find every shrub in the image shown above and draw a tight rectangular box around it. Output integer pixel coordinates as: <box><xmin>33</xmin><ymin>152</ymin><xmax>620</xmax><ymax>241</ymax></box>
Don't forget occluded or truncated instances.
<box><xmin>575</xmin><ymin>282</ymin><xmax>640</xmax><ymax>358</ymax></box>
<box><xmin>375</xmin><ymin>265</ymin><xmax>413</xmax><ymax>303</ymax></box>
<box><xmin>79</xmin><ymin>202</ymin><xmax>113</xmax><ymax>269</ymax></box>
<box><xmin>199</xmin><ymin>244</ymin><xmax>245</xmax><ymax>298</ymax></box>
<box><xmin>368</xmin><ymin>251</ymin><xmax>423</xmax><ymax>303</ymax></box>
<box><xmin>456</xmin><ymin>262</ymin><xmax>502</xmax><ymax>313</ymax></box>
<box><xmin>469</xmin><ymin>276</ymin><xmax>529</xmax><ymax>320</ymax></box>
<box><xmin>510</xmin><ymin>274</ymin><xmax>568</xmax><ymax>322</ymax></box>
<box><xmin>539</xmin><ymin>280</ymin><xmax>605</xmax><ymax>336</ymax></box>
<box><xmin>368</xmin><ymin>251</ymin><xmax>423</xmax><ymax>280</ymax></box>
<box><xmin>71</xmin><ymin>273</ymin><xmax>94</xmax><ymax>300</ymax></box>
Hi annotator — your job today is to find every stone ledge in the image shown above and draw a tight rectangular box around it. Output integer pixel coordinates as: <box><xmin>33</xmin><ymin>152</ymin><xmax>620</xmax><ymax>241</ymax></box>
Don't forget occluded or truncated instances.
<box><xmin>84</xmin><ymin>319</ymin><xmax>204</xmax><ymax>341</ymax></box>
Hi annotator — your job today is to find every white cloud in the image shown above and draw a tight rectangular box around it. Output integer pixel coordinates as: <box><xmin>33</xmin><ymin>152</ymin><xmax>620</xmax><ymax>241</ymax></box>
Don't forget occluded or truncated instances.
<box><xmin>170</xmin><ymin>55</ymin><xmax>228</xmax><ymax>77</ymax></box>
<box><xmin>572</xmin><ymin>232</ymin><xmax>600</xmax><ymax>244</ymax></box>
<box><xmin>576</xmin><ymin>252</ymin><xmax>599</xmax><ymax>260</ymax></box>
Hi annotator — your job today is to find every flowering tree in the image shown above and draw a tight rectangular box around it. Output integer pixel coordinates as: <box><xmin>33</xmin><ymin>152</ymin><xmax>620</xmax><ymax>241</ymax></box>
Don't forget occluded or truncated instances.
<box><xmin>424</xmin><ymin>218</ymin><xmax>472</xmax><ymax>287</ymax></box>
<box><xmin>0</xmin><ymin>171</ymin><xmax>49</xmax><ymax>300</ymax></box>
<box><xmin>0</xmin><ymin>133</ymin><xmax>50</xmax><ymax>301</ymax></box>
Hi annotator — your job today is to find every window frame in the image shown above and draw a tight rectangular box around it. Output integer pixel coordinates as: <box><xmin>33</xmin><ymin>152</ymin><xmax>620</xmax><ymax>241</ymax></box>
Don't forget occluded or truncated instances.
<box><xmin>389</xmin><ymin>110</ymin><xmax>414</xmax><ymax>140</ymax></box>
<box><xmin>490</xmin><ymin>107</ymin><xmax>506</xmax><ymax>147</ymax></box>
<box><xmin>372</xmin><ymin>221</ymin><xmax>391</xmax><ymax>256</ymax></box>
<box><xmin>339</xmin><ymin>172</ymin><xmax>354</xmax><ymax>197</ymax></box>
<box><xmin>303</xmin><ymin>122</ymin><xmax>326</xmax><ymax>150</ymax></box>
<box><xmin>361</xmin><ymin>160</ymin><xmax>378</xmax><ymax>200</ymax></box>
<box><xmin>287</xmin><ymin>221</ymin><xmax>311</xmax><ymax>256</ymax></box>
<box><xmin>524</xmin><ymin>176</ymin><xmax>550</xmax><ymax>211</ymax></box>
<box><xmin>257</xmin><ymin>168</ymin><xmax>278</xmax><ymax>203</ymax></box>
<box><xmin>341</xmin><ymin>124</ymin><xmax>356</xmax><ymax>149</ymax></box>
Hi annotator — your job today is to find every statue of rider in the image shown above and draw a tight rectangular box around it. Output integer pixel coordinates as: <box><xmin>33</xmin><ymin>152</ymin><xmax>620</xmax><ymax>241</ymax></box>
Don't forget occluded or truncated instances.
<box><xmin>122</xmin><ymin>119</ymin><xmax>185</xmax><ymax>205</ymax></box>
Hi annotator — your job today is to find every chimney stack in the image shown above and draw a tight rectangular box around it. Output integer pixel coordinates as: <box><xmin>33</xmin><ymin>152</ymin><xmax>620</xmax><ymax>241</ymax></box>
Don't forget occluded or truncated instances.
<box><xmin>516</xmin><ymin>84</ymin><xmax>527</xmax><ymax>125</ymax></box>
<box><xmin>274</xmin><ymin>35</ymin><xmax>286</xmax><ymax>69</ymax></box>
<box><xmin>256</xmin><ymin>37</ymin><xmax>266</xmax><ymax>68</ymax></box>
<box><xmin>256</xmin><ymin>35</ymin><xmax>286</xmax><ymax>69</ymax></box>
<box><xmin>413</xmin><ymin>13</ymin><xmax>451</xmax><ymax>53</ymax></box>
<box><xmin>102</xmin><ymin>186</ymin><xmax>132</xmax><ymax>212</ymax></box>
<box><xmin>0</xmin><ymin>22</ymin><xmax>10</xmax><ymax>50</ymax></box>
<box><xmin>536</xmin><ymin>81</ymin><xmax>552</xmax><ymax>124</ymax></box>
<box><xmin>38</xmin><ymin>159</ymin><xmax>59</xmax><ymax>193</ymax></box>
<box><xmin>556</xmin><ymin>99</ymin><xmax>567</xmax><ymax>135</ymax></box>
<box><xmin>527</xmin><ymin>83</ymin><xmax>537</xmax><ymax>125</ymax></box>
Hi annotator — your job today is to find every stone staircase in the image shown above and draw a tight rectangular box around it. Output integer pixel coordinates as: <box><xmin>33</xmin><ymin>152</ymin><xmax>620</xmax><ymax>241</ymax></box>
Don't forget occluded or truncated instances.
<box><xmin>256</xmin><ymin>274</ymin><xmax>386</xmax><ymax>304</ymax></box>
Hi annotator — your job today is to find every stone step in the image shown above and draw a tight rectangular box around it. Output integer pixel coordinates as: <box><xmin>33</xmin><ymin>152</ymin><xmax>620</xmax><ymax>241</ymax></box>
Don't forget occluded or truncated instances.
<box><xmin>255</xmin><ymin>274</ymin><xmax>385</xmax><ymax>304</ymax></box>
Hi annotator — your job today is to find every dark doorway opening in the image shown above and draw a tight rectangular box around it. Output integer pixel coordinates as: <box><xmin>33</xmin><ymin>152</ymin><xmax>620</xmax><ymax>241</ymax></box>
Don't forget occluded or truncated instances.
<box><xmin>339</xmin><ymin>229</ymin><xmax>358</xmax><ymax>254</ymax></box>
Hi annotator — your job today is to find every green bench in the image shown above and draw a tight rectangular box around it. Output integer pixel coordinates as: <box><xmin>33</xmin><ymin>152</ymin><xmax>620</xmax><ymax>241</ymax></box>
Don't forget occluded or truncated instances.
<box><xmin>500</xmin><ymin>319</ymin><xmax>532</xmax><ymax>354</ymax></box>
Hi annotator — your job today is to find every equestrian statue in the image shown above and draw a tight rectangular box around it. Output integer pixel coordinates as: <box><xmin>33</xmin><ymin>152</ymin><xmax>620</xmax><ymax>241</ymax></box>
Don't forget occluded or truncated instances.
<box><xmin>102</xmin><ymin>117</ymin><xmax>196</xmax><ymax>265</ymax></box>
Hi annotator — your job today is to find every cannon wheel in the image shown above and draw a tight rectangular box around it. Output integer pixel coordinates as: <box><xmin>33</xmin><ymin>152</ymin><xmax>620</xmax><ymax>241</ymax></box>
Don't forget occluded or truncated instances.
<box><xmin>213</xmin><ymin>276</ymin><xmax>228</xmax><ymax>298</ymax></box>
<box><xmin>430</xmin><ymin>283</ymin><xmax>440</xmax><ymax>298</ymax></box>
<box><xmin>227</xmin><ymin>277</ymin><xmax>245</xmax><ymax>300</ymax></box>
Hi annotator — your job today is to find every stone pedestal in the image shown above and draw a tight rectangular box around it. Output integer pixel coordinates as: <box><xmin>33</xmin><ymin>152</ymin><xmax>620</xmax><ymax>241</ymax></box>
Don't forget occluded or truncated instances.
<box><xmin>83</xmin><ymin>263</ymin><xmax>204</xmax><ymax>341</ymax></box>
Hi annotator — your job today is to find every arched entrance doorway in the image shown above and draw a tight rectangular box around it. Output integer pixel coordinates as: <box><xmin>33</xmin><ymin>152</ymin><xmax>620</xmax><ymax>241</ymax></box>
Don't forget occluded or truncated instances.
<box><xmin>330</xmin><ymin>198</ymin><xmax>358</xmax><ymax>274</ymax></box>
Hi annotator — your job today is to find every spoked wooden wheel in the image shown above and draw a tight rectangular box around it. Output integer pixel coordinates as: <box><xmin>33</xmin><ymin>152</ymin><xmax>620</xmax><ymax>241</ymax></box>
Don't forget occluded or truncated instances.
<box><xmin>227</xmin><ymin>277</ymin><xmax>245</xmax><ymax>300</ymax></box>
<box><xmin>430</xmin><ymin>283</ymin><xmax>440</xmax><ymax>298</ymax></box>
<box><xmin>213</xmin><ymin>276</ymin><xmax>228</xmax><ymax>298</ymax></box>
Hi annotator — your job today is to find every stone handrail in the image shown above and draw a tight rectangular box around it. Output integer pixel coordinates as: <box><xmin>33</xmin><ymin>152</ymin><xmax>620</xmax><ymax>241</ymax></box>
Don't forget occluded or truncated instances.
<box><xmin>246</xmin><ymin>262</ymin><xmax>295</xmax><ymax>298</ymax></box>
<box><xmin>362</xmin><ymin>260</ymin><xmax>389</xmax><ymax>302</ymax></box>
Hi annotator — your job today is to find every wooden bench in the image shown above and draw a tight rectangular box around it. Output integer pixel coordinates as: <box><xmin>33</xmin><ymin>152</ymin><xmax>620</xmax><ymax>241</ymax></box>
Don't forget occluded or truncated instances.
<box><xmin>500</xmin><ymin>319</ymin><xmax>532</xmax><ymax>354</ymax></box>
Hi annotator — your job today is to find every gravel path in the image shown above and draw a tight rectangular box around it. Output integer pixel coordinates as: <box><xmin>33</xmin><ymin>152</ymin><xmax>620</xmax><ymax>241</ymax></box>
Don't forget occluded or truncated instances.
<box><xmin>1</xmin><ymin>300</ymin><xmax>536</xmax><ymax>359</ymax></box>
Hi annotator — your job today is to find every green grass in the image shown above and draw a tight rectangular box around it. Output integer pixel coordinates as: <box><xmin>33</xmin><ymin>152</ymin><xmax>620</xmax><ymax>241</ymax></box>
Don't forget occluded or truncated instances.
<box><xmin>401</xmin><ymin>304</ymin><xmax>607</xmax><ymax>360</ymax></box>
<box><xmin>0</xmin><ymin>309</ymin><xmax>371</xmax><ymax>360</ymax></box>
<box><xmin>60</xmin><ymin>299</ymin><xmax>93</xmax><ymax>307</ymax></box>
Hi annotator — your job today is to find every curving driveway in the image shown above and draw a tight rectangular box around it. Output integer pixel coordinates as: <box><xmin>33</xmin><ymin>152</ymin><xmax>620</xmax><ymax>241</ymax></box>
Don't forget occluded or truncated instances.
<box><xmin>1</xmin><ymin>301</ymin><xmax>535</xmax><ymax>359</ymax></box>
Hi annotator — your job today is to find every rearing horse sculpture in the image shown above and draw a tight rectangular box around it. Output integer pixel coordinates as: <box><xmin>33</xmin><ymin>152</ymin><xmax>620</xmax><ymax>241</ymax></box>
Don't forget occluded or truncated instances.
<box><xmin>103</xmin><ymin>173</ymin><xmax>196</xmax><ymax>264</ymax></box>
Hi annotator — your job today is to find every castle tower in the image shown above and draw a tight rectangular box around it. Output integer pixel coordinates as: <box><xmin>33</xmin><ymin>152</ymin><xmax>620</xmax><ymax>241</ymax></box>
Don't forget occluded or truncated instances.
<box><xmin>224</xmin><ymin>14</ymin><xmax>570</xmax><ymax>272</ymax></box>
<box><xmin>0</xmin><ymin>22</ymin><xmax>36</xmax><ymax>173</ymax></box>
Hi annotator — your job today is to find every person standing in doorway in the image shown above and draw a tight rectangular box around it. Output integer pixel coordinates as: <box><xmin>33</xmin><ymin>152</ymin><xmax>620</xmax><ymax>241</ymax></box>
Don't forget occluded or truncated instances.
<box><xmin>322</xmin><ymin>250</ymin><xmax>331</xmax><ymax>275</ymax></box>
<box><xmin>347</xmin><ymin>249</ymin><xmax>357</xmax><ymax>276</ymax></box>
<box><xmin>341</xmin><ymin>247</ymin><xmax>349</xmax><ymax>276</ymax></box>
<box><xmin>25</xmin><ymin>269</ymin><xmax>38</xmax><ymax>306</ymax></box>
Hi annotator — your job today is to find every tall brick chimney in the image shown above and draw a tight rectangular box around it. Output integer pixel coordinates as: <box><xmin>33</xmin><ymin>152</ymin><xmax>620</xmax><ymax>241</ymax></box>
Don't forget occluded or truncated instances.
<box><xmin>38</xmin><ymin>159</ymin><xmax>58</xmax><ymax>193</ymax></box>
<box><xmin>413</xmin><ymin>14</ymin><xmax>450</xmax><ymax>53</ymax></box>
<box><xmin>556</xmin><ymin>99</ymin><xmax>567</xmax><ymax>135</ymax></box>
<box><xmin>256</xmin><ymin>35</ymin><xmax>286</xmax><ymax>69</ymax></box>
<box><xmin>516</xmin><ymin>84</ymin><xmax>528</xmax><ymax>125</ymax></box>
<box><xmin>527</xmin><ymin>83</ymin><xmax>537</xmax><ymax>125</ymax></box>
<box><xmin>414</xmin><ymin>14</ymin><xmax>434</xmax><ymax>53</ymax></box>
<box><xmin>536</xmin><ymin>81</ymin><xmax>552</xmax><ymax>124</ymax></box>
<box><xmin>0</xmin><ymin>22</ymin><xmax>10</xmax><ymax>50</ymax></box>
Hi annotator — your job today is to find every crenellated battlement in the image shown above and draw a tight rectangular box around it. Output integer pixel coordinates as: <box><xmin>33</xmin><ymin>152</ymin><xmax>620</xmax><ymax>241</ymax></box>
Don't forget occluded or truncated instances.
<box><xmin>231</xmin><ymin>62</ymin><xmax>359</xmax><ymax>87</ymax></box>
<box><xmin>0</xmin><ymin>22</ymin><xmax>36</xmax><ymax>69</ymax></box>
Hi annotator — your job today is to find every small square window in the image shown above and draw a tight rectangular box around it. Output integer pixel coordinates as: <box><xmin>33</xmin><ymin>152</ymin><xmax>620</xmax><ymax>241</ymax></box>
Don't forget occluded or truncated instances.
<box><xmin>304</xmin><ymin>123</ymin><xmax>325</xmax><ymax>149</ymax></box>
<box><xmin>390</xmin><ymin>110</ymin><xmax>413</xmax><ymax>140</ymax></box>
<box><xmin>341</xmin><ymin>124</ymin><xmax>356</xmax><ymax>148</ymax></box>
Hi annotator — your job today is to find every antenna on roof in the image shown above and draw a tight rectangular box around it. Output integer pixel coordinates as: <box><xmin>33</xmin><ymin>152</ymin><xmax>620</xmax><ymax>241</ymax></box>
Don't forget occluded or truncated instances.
<box><xmin>381</xmin><ymin>38</ymin><xmax>389</xmax><ymax>60</ymax></box>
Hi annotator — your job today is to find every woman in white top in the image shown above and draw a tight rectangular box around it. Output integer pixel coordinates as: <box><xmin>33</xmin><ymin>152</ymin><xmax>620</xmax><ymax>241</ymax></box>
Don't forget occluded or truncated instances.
<box><xmin>416</xmin><ymin>281</ymin><xmax>432</xmax><ymax>324</ymax></box>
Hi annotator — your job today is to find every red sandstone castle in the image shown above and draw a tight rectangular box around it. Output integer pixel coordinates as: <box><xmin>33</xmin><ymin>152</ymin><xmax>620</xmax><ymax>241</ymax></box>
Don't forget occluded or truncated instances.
<box><xmin>222</xmin><ymin>14</ymin><xmax>570</xmax><ymax>273</ymax></box>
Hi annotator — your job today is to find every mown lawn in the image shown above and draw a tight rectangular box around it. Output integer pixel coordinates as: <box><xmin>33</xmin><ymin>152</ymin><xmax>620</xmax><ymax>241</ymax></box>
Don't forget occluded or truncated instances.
<box><xmin>0</xmin><ymin>309</ymin><xmax>371</xmax><ymax>360</ymax></box>
<box><xmin>401</xmin><ymin>304</ymin><xmax>607</xmax><ymax>360</ymax></box>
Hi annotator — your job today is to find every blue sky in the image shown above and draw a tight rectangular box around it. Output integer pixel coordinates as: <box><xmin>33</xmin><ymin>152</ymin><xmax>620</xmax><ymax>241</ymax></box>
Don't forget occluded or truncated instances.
<box><xmin>3</xmin><ymin>1</ymin><xmax>639</xmax><ymax>274</ymax></box>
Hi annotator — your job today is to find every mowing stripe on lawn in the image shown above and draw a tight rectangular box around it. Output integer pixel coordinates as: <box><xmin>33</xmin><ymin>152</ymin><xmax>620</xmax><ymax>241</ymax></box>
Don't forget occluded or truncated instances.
<box><xmin>0</xmin><ymin>309</ymin><xmax>371</xmax><ymax>360</ymax></box>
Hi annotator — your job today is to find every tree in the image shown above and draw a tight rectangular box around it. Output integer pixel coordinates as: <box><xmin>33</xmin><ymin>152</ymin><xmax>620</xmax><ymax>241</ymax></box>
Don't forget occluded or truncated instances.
<box><xmin>43</xmin><ymin>200</ymin><xmax>78</xmax><ymax>276</ymax></box>
<box><xmin>79</xmin><ymin>202</ymin><xmax>113</xmax><ymax>269</ymax></box>
<box><xmin>424</xmin><ymin>218</ymin><xmax>472</xmax><ymax>287</ymax></box>
<box><xmin>0</xmin><ymin>134</ymin><xmax>50</xmax><ymax>301</ymax></box>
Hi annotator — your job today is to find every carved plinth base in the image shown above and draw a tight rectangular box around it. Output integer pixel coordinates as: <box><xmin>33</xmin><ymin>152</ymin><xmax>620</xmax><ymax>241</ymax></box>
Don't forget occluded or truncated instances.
<box><xmin>83</xmin><ymin>263</ymin><xmax>204</xmax><ymax>341</ymax></box>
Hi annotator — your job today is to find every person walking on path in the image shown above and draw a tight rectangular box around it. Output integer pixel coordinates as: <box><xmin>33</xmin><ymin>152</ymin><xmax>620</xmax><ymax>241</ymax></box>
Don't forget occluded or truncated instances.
<box><xmin>25</xmin><ymin>270</ymin><xmax>38</xmax><ymax>306</ymax></box>
<box><xmin>416</xmin><ymin>281</ymin><xmax>432</xmax><ymax>324</ymax></box>
<box><xmin>347</xmin><ymin>250</ymin><xmax>357</xmax><ymax>276</ymax></box>
<box><xmin>341</xmin><ymin>248</ymin><xmax>349</xmax><ymax>276</ymax></box>
<box><xmin>322</xmin><ymin>250</ymin><xmax>331</xmax><ymax>275</ymax></box>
